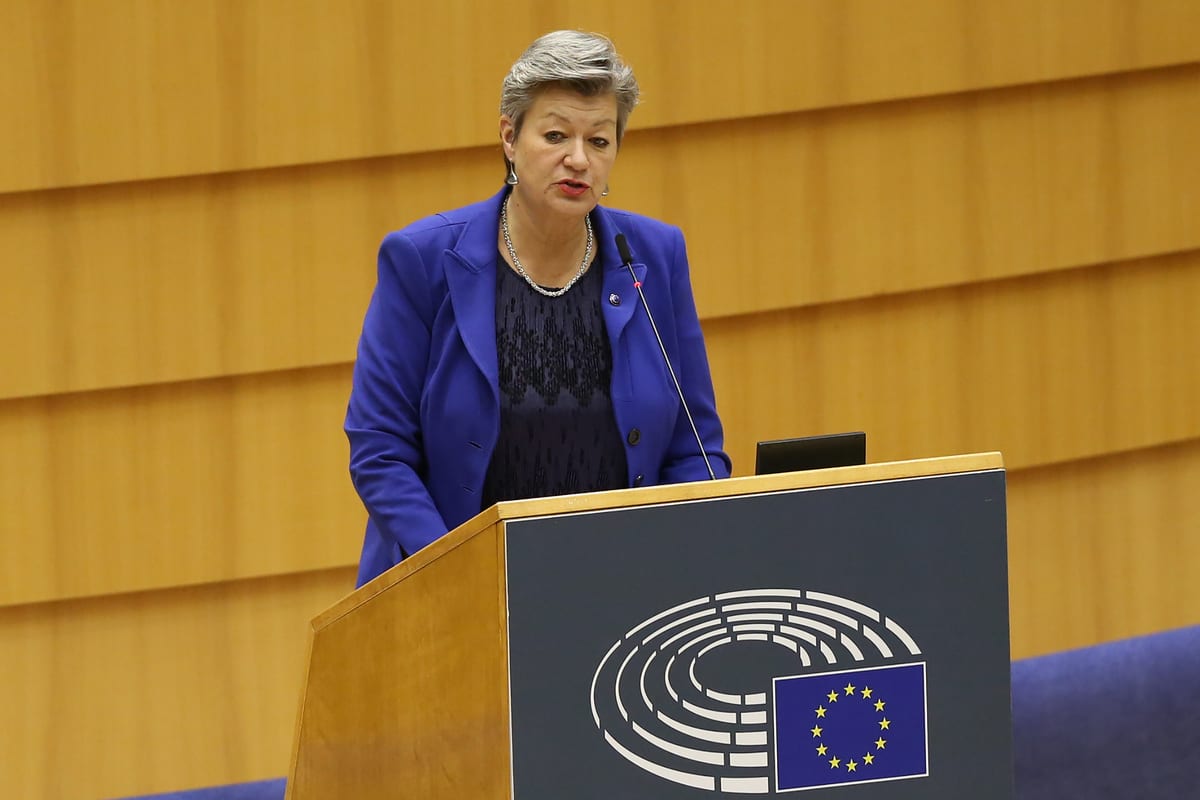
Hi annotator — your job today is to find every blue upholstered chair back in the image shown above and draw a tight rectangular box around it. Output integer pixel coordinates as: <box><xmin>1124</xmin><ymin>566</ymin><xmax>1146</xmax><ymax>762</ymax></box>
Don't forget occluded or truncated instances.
<box><xmin>115</xmin><ymin>777</ymin><xmax>284</xmax><ymax>800</ymax></box>
<box><xmin>1012</xmin><ymin>624</ymin><xmax>1200</xmax><ymax>799</ymax></box>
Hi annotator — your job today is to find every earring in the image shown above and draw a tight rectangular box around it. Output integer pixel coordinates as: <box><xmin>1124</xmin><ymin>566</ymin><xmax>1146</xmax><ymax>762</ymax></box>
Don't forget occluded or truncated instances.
<box><xmin>506</xmin><ymin>161</ymin><xmax>519</xmax><ymax>186</ymax></box>
<box><xmin>600</xmin><ymin>185</ymin><xmax>610</xmax><ymax>198</ymax></box>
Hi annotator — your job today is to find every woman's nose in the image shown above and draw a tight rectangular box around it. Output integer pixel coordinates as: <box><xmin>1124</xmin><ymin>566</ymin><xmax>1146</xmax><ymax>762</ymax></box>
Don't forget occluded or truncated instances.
<box><xmin>564</xmin><ymin>139</ymin><xmax>588</xmax><ymax>169</ymax></box>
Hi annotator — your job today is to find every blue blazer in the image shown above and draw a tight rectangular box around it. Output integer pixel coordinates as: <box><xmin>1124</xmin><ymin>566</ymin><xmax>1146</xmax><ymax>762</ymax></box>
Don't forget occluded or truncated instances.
<box><xmin>345</xmin><ymin>188</ymin><xmax>731</xmax><ymax>586</ymax></box>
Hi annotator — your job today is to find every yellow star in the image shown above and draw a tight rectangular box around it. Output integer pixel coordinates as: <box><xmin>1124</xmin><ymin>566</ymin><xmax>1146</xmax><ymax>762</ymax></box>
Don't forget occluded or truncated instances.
<box><xmin>847</xmin><ymin>759</ymin><xmax>858</xmax><ymax>772</ymax></box>
<box><xmin>863</xmin><ymin>753</ymin><xmax>875</xmax><ymax>765</ymax></box>
<box><xmin>879</xmin><ymin>718</ymin><xmax>891</xmax><ymax>730</ymax></box>
<box><xmin>815</xmin><ymin>706</ymin><xmax>826</xmax><ymax>718</ymax></box>
<box><xmin>875</xmin><ymin>737</ymin><xmax>887</xmax><ymax>750</ymax></box>
<box><xmin>844</xmin><ymin>682</ymin><xmax>856</xmax><ymax>695</ymax></box>
<box><xmin>827</xmin><ymin>689</ymin><xmax>839</xmax><ymax>702</ymax></box>
<box><xmin>811</xmin><ymin>725</ymin><xmax>823</xmax><ymax>738</ymax></box>
<box><xmin>829</xmin><ymin>756</ymin><xmax>841</xmax><ymax>769</ymax></box>
<box><xmin>816</xmin><ymin>744</ymin><xmax>828</xmax><ymax>756</ymax></box>
<box><xmin>861</xmin><ymin>687</ymin><xmax>873</xmax><ymax>699</ymax></box>
<box><xmin>874</xmin><ymin>699</ymin><xmax>886</xmax><ymax>712</ymax></box>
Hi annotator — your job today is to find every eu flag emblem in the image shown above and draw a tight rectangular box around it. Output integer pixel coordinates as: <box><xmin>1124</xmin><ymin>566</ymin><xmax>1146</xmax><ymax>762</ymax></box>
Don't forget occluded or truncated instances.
<box><xmin>774</xmin><ymin>663</ymin><xmax>928</xmax><ymax>791</ymax></box>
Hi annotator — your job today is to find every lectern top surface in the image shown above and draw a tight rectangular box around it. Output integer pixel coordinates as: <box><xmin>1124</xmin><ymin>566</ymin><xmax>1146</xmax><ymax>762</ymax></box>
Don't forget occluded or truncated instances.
<box><xmin>315</xmin><ymin>452</ymin><xmax>1003</xmax><ymax>629</ymax></box>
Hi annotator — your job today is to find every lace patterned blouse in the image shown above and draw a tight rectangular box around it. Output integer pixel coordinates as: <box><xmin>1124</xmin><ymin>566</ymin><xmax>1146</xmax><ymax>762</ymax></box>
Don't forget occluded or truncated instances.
<box><xmin>481</xmin><ymin>248</ymin><xmax>629</xmax><ymax>508</ymax></box>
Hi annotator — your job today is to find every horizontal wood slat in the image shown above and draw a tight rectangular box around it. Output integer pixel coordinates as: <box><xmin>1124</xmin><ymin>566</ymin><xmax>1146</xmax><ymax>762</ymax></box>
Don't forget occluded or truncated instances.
<box><xmin>3</xmin><ymin>0</ymin><xmax>1198</xmax><ymax>193</ymax></box>
<box><xmin>3</xmin><ymin>64</ymin><xmax>1197</xmax><ymax>400</ymax></box>
<box><xmin>0</xmin><ymin>566</ymin><xmax>355</xmax><ymax>800</ymax></box>
<box><xmin>0</xmin><ymin>366</ymin><xmax>363</xmax><ymax>607</ymax></box>
<box><xmin>672</xmin><ymin>63</ymin><xmax>1200</xmax><ymax>318</ymax></box>
<box><xmin>0</xmin><ymin>148</ymin><xmax>489</xmax><ymax>401</ymax></box>
<box><xmin>1008</xmin><ymin>438</ymin><xmax>1200</xmax><ymax>659</ymax></box>
<box><xmin>707</xmin><ymin>249</ymin><xmax>1200</xmax><ymax>474</ymax></box>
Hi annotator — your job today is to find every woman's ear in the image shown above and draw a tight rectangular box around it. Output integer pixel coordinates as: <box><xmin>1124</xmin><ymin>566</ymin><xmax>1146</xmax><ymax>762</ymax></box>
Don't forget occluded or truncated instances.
<box><xmin>499</xmin><ymin>116</ymin><xmax>517</xmax><ymax>161</ymax></box>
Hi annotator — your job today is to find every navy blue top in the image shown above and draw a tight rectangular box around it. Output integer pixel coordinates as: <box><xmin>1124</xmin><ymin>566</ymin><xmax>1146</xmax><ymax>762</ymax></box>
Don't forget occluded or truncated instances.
<box><xmin>482</xmin><ymin>248</ymin><xmax>628</xmax><ymax>508</ymax></box>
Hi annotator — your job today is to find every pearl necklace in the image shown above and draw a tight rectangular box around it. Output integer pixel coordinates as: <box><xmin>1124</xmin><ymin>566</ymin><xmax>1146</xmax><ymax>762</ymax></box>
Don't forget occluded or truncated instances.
<box><xmin>501</xmin><ymin>194</ymin><xmax>593</xmax><ymax>298</ymax></box>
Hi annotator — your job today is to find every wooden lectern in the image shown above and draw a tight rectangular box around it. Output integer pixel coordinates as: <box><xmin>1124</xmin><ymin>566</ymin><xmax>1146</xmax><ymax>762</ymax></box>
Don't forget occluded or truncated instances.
<box><xmin>287</xmin><ymin>453</ymin><xmax>1012</xmax><ymax>799</ymax></box>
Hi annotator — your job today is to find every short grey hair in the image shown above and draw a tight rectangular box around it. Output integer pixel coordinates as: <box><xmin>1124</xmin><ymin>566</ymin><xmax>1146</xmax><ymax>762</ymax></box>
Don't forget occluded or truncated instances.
<box><xmin>501</xmin><ymin>30</ymin><xmax>640</xmax><ymax>146</ymax></box>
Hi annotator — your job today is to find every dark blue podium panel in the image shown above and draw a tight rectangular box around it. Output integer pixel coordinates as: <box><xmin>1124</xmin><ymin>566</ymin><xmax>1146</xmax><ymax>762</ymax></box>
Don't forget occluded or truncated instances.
<box><xmin>505</xmin><ymin>469</ymin><xmax>1011</xmax><ymax>799</ymax></box>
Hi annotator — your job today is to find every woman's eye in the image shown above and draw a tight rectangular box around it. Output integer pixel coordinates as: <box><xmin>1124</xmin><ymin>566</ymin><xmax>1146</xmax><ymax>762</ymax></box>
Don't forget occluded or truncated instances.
<box><xmin>591</xmin><ymin>137</ymin><xmax>610</xmax><ymax>148</ymax></box>
<box><xmin>545</xmin><ymin>131</ymin><xmax>565</xmax><ymax>143</ymax></box>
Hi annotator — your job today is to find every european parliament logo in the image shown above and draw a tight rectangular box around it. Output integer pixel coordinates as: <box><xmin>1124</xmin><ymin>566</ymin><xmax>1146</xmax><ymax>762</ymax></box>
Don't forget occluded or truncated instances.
<box><xmin>774</xmin><ymin>663</ymin><xmax>927</xmax><ymax>791</ymax></box>
<box><xmin>590</xmin><ymin>588</ymin><xmax>929</xmax><ymax>795</ymax></box>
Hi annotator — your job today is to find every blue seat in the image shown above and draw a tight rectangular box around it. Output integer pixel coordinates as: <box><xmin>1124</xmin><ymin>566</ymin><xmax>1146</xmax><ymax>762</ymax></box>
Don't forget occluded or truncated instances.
<box><xmin>115</xmin><ymin>777</ymin><xmax>285</xmax><ymax>800</ymax></box>
<box><xmin>1012</xmin><ymin>624</ymin><xmax>1200</xmax><ymax>800</ymax></box>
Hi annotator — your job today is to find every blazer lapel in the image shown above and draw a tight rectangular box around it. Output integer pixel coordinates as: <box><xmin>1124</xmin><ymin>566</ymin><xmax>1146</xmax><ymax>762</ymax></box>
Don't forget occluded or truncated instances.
<box><xmin>594</xmin><ymin>207</ymin><xmax>646</xmax><ymax>346</ymax></box>
<box><xmin>444</xmin><ymin>190</ymin><xmax>504</xmax><ymax>393</ymax></box>
<box><xmin>594</xmin><ymin>207</ymin><xmax>647</xmax><ymax>404</ymax></box>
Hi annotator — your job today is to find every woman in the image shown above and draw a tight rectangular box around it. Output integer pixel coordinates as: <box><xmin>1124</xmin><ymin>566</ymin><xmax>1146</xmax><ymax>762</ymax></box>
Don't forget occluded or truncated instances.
<box><xmin>346</xmin><ymin>30</ymin><xmax>730</xmax><ymax>586</ymax></box>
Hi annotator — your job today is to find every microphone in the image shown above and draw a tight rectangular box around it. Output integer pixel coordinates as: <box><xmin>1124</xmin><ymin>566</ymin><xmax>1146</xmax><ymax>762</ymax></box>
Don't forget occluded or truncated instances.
<box><xmin>615</xmin><ymin>233</ymin><xmax>717</xmax><ymax>481</ymax></box>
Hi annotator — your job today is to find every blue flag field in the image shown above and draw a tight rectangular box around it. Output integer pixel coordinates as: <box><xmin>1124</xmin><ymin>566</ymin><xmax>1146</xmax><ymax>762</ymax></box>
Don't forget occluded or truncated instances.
<box><xmin>774</xmin><ymin>662</ymin><xmax>928</xmax><ymax>792</ymax></box>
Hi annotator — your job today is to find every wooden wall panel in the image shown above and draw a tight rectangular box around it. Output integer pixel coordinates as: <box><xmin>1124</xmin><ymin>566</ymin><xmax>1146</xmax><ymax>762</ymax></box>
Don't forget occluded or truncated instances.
<box><xmin>4</xmin><ymin>65</ymin><xmax>1198</xmax><ymax>400</ymax></box>
<box><xmin>1008</xmin><ymin>438</ymin><xmax>1200</xmax><ymax>659</ymax></box>
<box><xmin>3</xmin><ymin>0</ymin><xmax>1198</xmax><ymax>193</ymax></box>
<box><xmin>0</xmin><ymin>366</ymin><xmax>363</xmax><ymax>607</ymax></box>
<box><xmin>707</xmin><ymin>250</ymin><xmax>1200</xmax><ymax>476</ymax></box>
<box><xmin>0</xmin><ymin>566</ymin><xmax>355</xmax><ymax>800</ymax></box>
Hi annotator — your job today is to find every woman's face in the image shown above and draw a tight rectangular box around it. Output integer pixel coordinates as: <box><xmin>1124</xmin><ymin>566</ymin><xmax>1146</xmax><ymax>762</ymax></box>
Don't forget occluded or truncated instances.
<box><xmin>500</xmin><ymin>87</ymin><xmax>619</xmax><ymax>225</ymax></box>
